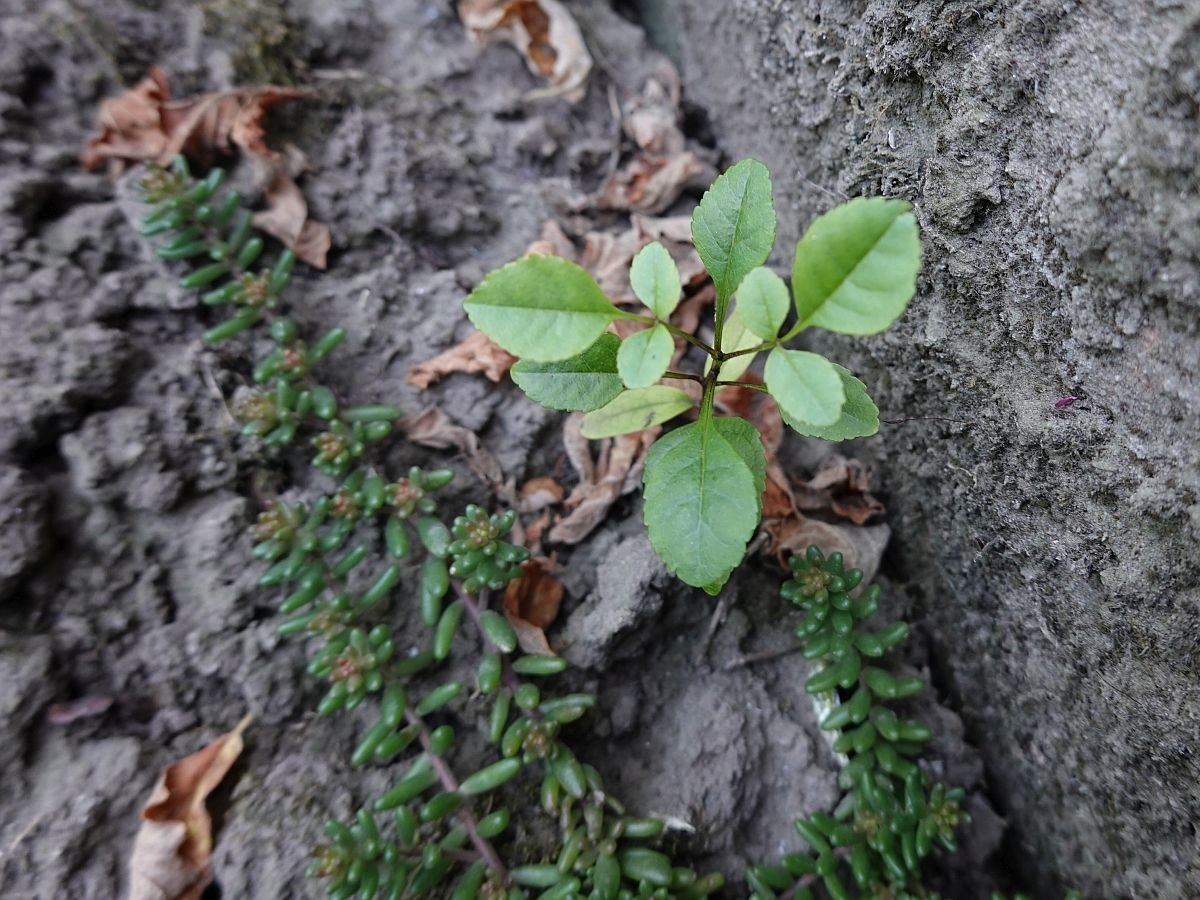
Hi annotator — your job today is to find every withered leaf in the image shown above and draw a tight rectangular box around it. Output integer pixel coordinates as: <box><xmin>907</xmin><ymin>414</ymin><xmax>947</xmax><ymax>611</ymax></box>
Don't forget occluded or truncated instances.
<box><xmin>399</xmin><ymin>407</ymin><xmax>509</xmax><ymax>499</ymax></box>
<box><xmin>503</xmin><ymin>557</ymin><xmax>565</xmax><ymax>655</ymax></box>
<box><xmin>408</xmin><ymin>331</ymin><xmax>517</xmax><ymax>390</ymax></box>
<box><xmin>128</xmin><ymin>715</ymin><xmax>251</xmax><ymax>900</ymax></box>
<box><xmin>459</xmin><ymin>0</ymin><xmax>593</xmax><ymax>102</ymax></box>
<box><xmin>82</xmin><ymin>68</ymin><xmax>329</xmax><ymax>268</ymax></box>
<box><xmin>547</xmin><ymin>415</ymin><xmax>657</xmax><ymax>545</ymax></box>
<box><xmin>518</xmin><ymin>477</ymin><xmax>565</xmax><ymax>513</ymax></box>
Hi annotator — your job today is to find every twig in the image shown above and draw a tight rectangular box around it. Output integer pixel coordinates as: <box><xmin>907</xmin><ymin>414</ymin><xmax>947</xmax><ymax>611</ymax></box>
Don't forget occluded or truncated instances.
<box><xmin>724</xmin><ymin>643</ymin><xmax>802</xmax><ymax>671</ymax></box>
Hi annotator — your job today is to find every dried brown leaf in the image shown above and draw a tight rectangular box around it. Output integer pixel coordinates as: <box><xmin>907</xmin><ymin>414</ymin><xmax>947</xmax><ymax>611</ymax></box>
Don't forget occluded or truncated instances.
<box><xmin>763</xmin><ymin>516</ymin><xmax>890</xmax><ymax>587</ymax></box>
<box><xmin>548</xmin><ymin>416</ymin><xmax>657</xmax><ymax>544</ymax></box>
<box><xmin>128</xmin><ymin>716</ymin><xmax>251</xmax><ymax>900</ymax></box>
<box><xmin>459</xmin><ymin>0</ymin><xmax>592</xmax><ymax>101</ymax></box>
<box><xmin>519</xmin><ymin>477</ymin><xmax>564</xmax><ymax>513</ymax></box>
<box><xmin>399</xmin><ymin>407</ymin><xmax>508</xmax><ymax>498</ymax></box>
<box><xmin>408</xmin><ymin>331</ymin><xmax>516</xmax><ymax>390</ymax></box>
<box><xmin>597</xmin><ymin>152</ymin><xmax>715</xmax><ymax>215</ymax></box>
<box><xmin>503</xmin><ymin>557</ymin><xmax>564</xmax><ymax>655</ymax></box>
<box><xmin>82</xmin><ymin>69</ymin><xmax>329</xmax><ymax>268</ymax></box>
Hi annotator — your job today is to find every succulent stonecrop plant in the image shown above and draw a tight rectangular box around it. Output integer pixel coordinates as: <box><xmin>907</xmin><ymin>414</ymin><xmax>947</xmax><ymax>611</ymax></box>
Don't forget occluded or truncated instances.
<box><xmin>746</xmin><ymin>548</ymin><xmax>966</xmax><ymax>900</ymax></box>
<box><xmin>139</xmin><ymin>158</ymin><xmax>723</xmax><ymax>900</ymax></box>
<box><xmin>463</xmin><ymin>160</ymin><xmax>922</xmax><ymax>594</ymax></box>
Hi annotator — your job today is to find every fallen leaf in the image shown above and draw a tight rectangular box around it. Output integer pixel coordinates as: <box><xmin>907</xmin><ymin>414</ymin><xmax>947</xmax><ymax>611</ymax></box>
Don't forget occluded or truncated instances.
<box><xmin>621</xmin><ymin>64</ymin><xmax>684</xmax><ymax>155</ymax></box>
<box><xmin>251</xmin><ymin>167</ymin><xmax>331</xmax><ymax>269</ymax></box>
<box><xmin>459</xmin><ymin>0</ymin><xmax>593</xmax><ymax>102</ymax></box>
<box><xmin>81</xmin><ymin>67</ymin><xmax>171</xmax><ymax>173</ymax></box>
<box><xmin>128</xmin><ymin>715</ymin><xmax>252</xmax><ymax>900</ymax></box>
<box><xmin>548</xmin><ymin>415</ymin><xmax>657</xmax><ymax>545</ymax></box>
<box><xmin>408</xmin><ymin>331</ymin><xmax>517</xmax><ymax>389</ymax></box>
<box><xmin>503</xmin><ymin>557</ymin><xmax>565</xmax><ymax>654</ymax></box>
<box><xmin>519</xmin><ymin>477</ymin><xmax>564</xmax><ymax>513</ymax></box>
<box><xmin>763</xmin><ymin>517</ymin><xmax>890</xmax><ymax>588</ymax></box>
<box><xmin>399</xmin><ymin>407</ymin><xmax>511</xmax><ymax>501</ymax></box>
<box><xmin>82</xmin><ymin>68</ymin><xmax>329</xmax><ymax>268</ymax></box>
<box><xmin>793</xmin><ymin>455</ymin><xmax>885</xmax><ymax>525</ymax></box>
<box><xmin>597</xmin><ymin>152</ymin><xmax>715</xmax><ymax>215</ymax></box>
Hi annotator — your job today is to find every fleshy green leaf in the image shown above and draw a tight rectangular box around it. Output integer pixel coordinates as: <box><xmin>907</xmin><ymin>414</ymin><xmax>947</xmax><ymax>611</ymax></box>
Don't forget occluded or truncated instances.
<box><xmin>778</xmin><ymin>364</ymin><xmax>879</xmax><ymax>441</ymax></box>
<box><xmin>580</xmin><ymin>386</ymin><xmax>692</xmax><ymax>439</ymax></box>
<box><xmin>691</xmin><ymin>159</ymin><xmax>776</xmax><ymax>303</ymax></box>
<box><xmin>642</xmin><ymin>417</ymin><xmax>765</xmax><ymax>594</ymax></box>
<box><xmin>707</xmin><ymin>309</ymin><xmax>759</xmax><ymax>383</ymax></box>
<box><xmin>617</xmin><ymin>324</ymin><xmax>674</xmax><ymax>389</ymax></box>
<box><xmin>735</xmin><ymin>267</ymin><xmax>789</xmax><ymax>339</ymax></box>
<box><xmin>630</xmin><ymin>242</ymin><xmax>681</xmax><ymax>318</ymax></box>
<box><xmin>791</xmin><ymin>197</ymin><xmax>921</xmax><ymax>335</ymax></box>
<box><xmin>764</xmin><ymin>348</ymin><xmax>845</xmax><ymax>427</ymax></box>
<box><xmin>464</xmin><ymin>256</ymin><xmax>621</xmax><ymax>361</ymax></box>
<box><xmin>511</xmin><ymin>333</ymin><xmax>623</xmax><ymax>412</ymax></box>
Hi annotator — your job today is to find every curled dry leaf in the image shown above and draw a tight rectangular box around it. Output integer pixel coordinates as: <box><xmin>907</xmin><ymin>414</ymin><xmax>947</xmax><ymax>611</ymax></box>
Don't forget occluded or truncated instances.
<box><xmin>408</xmin><ymin>331</ymin><xmax>517</xmax><ymax>389</ymax></box>
<box><xmin>458</xmin><ymin>0</ymin><xmax>593</xmax><ymax>102</ymax></box>
<box><xmin>596</xmin><ymin>67</ymin><xmax>716</xmax><ymax>214</ymax></box>
<box><xmin>128</xmin><ymin>715</ymin><xmax>252</xmax><ymax>900</ymax></box>
<box><xmin>81</xmin><ymin>68</ymin><xmax>329</xmax><ymax>268</ymax></box>
<box><xmin>793</xmin><ymin>454</ymin><xmax>885</xmax><ymax>525</ymax></box>
<box><xmin>765</xmin><ymin>516</ymin><xmax>890</xmax><ymax>588</ymax></box>
<box><xmin>399</xmin><ymin>407</ymin><xmax>510</xmax><ymax>501</ymax></box>
<box><xmin>597</xmin><ymin>152</ymin><xmax>715</xmax><ymax>215</ymax></box>
<box><xmin>503</xmin><ymin>557</ymin><xmax>565</xmax><ymax>655</ymax></box>
<box><xmin>519</xmin><ymin>476</ymin><xmax>565</xmax><ymax>513</ymax></box>
<box><xmin>547</xmin><ymin>415</ymin><xmax>657</xmax><ymax>545</ymax></box>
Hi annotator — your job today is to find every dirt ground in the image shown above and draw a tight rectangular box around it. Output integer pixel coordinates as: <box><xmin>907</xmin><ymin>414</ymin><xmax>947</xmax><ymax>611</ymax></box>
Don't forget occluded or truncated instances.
<box><xmin>0</xmin><ymin>1</ymin><xmax>1143</xmax><ymax>898</ymax></box>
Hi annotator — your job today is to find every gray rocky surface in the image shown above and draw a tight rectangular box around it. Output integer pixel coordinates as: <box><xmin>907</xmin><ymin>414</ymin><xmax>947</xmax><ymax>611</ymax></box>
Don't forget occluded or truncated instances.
<box><xmin>650</xmin><ymin>0</ymin><xmax>1200</xmax><ymax>895</ymax></box>
<box><xmin>0</xmin><ymin>0</ymin><xmax>1012</xmax><ymax>896</ymax></box>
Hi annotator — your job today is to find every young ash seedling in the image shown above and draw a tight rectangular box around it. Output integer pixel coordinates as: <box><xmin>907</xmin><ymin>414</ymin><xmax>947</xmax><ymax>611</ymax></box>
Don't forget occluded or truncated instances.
<box><xmin>464</xmin><ymin>160</ymin><xmax>922</xmax><ymax>594</ymax></box>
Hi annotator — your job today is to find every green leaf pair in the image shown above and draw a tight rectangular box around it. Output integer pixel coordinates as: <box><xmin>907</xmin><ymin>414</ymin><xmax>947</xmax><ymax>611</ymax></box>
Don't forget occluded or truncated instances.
<box><xmin>464</xmin><ymin>159</ymin><xmax>922</xmax><ymax>593</ymax></box>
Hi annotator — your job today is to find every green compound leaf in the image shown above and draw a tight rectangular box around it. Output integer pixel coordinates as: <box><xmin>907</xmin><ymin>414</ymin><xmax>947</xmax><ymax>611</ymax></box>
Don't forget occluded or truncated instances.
<box><xmin>735</xmin><ymin>266</ymin><xmax>789</xmax><ymax>340</ymax></box>
<box><xmin>580</xmin><ymin>386</ymin><xmax>692</xmax><ymax>439</ymax></box>
<box><xmin>765</xmin><ymin>348</ymin><xmax>846</xmax><ymax>427</ymax></box>
<box><xmin>511</xmin><ymin>333</ymin><xmax>623</xmax><ymax>412</ymax></box>
<box><xmin>691</xmin><ymin>159</ymin><xmax>776</xmax><ymax>303</ymax></box>
<box><xmin>791</xmin><ymin>196</ymin><xmax>921</xmax><ymax>335</ymax></box>
<box><xmin>642</xmin><ymin>416</ymin><xmax>765</xmax><ymax>595</ymax></box>
<box><xmin>778</xmin><ymin>364</ymin><xmax>879</xmax><ymax>441</ymax></box>
<box><xmin>617</xmin><ymin>324</ymin><xmax>674</xmax><ymax>389</ymax></box>
<box><xmin>630</xmin><ymin>241</ymin><xmax>681</xmax><ymax>318</ymax></box>
<box><xmin>464</xmin><ymin>256</ymin><xmax>621</xmax><ymax>361</ymax></box>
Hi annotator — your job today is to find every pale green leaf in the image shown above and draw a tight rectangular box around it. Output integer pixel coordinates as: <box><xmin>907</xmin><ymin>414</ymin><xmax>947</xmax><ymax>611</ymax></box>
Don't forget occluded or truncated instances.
<box><xmin>735</xmin><ymin>267</ymin><xmax>789</xmax><ymax>339</ymax></box>
<box><xmin>511</xmin><ymin>333</ymin><xmax>623</xmax><ymax>412</ymax></box>
<box><xmin>464</xmin><ymin>256</ymin><xmax>620</xmax><ymax>361</ymax></box>
<box><xmin>691</xmin><ymin>159</ymin><xmax>776</xmax><ymax>303</ymax></box>
<box><xmin>764</xmin><ymin>348</ymin><xmax>845</xmax><ymax>427</ymax></box>
<box><xmin>778</xmin><ymin>364</ymin><xmax>880</xmax><ymax>441</ymax></box>
<box><xmin>643</xmin><ymin>417</ymin><xmax>765</xmax><ymax>594</ymax></box>
<box><xmin>617</xmin><ymin>324</ymin><xmax>673</xmax><ymax>389</ymax></box>
<box><xmin>579</xmin><ymin>386</ymin><xmax>692</xmax><ymax>439</ymax></box>
<box><xmin>630</xmin><ymin>242</ymin><xmax>681</xmax><ymax>318</ymax></box>
<box><xmin>791</xmin><ymin>197</ymin><xmax>921</xmax><ymax>335</ymax></box>
<box><xmin>707</xmin><ymin>309</ymin><xmax>760</xmax><ymax>383</ymax></box>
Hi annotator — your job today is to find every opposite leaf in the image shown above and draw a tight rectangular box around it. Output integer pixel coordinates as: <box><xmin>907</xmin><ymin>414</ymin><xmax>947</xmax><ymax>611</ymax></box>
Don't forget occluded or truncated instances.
<box><xmin>643</xmin><ymin>416</ymin><xmax>765</xmax><ymax>594</ymax></box>
<box><xmin>764</xmin><ymin>348</ymin><xmax>845</xmax><ymax>427</ymax></box>
<box><xmin>464</xmin><ymin>256</ymin><xmax>621</xmax><ymax>361</ymax></box>
<box><xmin>629</xmin><ymin>241</ymin><xmax>681</xmax><ymax>318</ymax></box>
<box><xmin>791</xmin><ymin>196</ymin><xmax>921</xmax><ymax>335</ymax></box>
<box><xmin>617</xmin><ymin>324</ymin><xmax>674</xmax><ymax>389</ymax></box>
<box><xmin>511</xmin><ymin>333</ymin><xmax>623</xmax><ymax>412</ymax></box>
<box><xmin>778</xmin><ymin>364</ymin><xmax>880</xmax><ymax>441</ymax></box>
<box><xmin>735</xmin><ymin>267</ymin><xmax>789</xmax><ymax>340</ymax></box>
<box><xmin>580</xmin><ymin>385</ymin><xmax>692</xmax><ymax>439</ymax></box>
<box><xmin>691</xmin><ymin>159</ymin><xmax>776</xmax><ymax>303</ymax></box>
